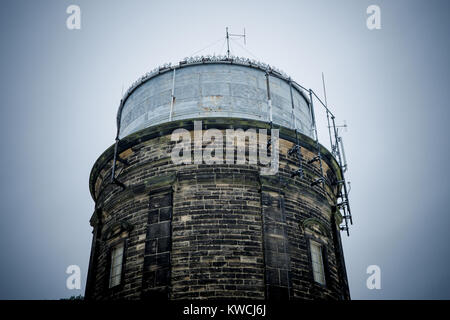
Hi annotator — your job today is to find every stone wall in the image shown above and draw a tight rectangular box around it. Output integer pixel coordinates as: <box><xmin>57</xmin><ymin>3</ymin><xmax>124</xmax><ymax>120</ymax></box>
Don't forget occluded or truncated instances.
<box><xmin>85</xmin><ymin>118</ymin><xmax>350</xmax><ymax>300</ymax></box>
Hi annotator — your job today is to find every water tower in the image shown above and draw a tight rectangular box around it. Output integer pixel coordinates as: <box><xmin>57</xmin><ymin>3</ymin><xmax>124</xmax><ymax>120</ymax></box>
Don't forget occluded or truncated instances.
<box><xmin>85</xmin><ymin>54</ymin><xmax>352</xmax><ymax>300</ymax></box>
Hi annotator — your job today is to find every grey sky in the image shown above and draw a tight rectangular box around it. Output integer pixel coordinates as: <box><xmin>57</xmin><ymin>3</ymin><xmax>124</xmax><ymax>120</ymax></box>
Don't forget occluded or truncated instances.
<box><xmin>0</xmin><ymin>0</ymin><xmax>449</xmax><ymax>299</ymax></box>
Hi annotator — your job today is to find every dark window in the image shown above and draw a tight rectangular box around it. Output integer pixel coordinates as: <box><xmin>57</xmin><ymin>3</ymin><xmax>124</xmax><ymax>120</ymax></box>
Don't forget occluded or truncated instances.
<box><xmin>309</xmin><ymin>240</ymin><xmax>326</xmax><ymax>285</ymax></box>
<box><xmin>109</xmin><ymin>242</ymin><xmax>124</xmax><ymax>288</ymax></box>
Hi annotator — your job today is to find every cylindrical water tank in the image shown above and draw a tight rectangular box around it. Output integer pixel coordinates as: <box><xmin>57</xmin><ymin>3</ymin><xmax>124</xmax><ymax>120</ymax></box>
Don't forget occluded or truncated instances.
<box><xmin>118</xmin><ymin>58</ymin><xmax>313</xmax><ymax>139</ymax></box>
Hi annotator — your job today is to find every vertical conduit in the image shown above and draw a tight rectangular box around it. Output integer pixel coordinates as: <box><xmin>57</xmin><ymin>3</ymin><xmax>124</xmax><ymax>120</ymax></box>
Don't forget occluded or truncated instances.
<box><xmin>289</xmin><ymin>78</ymin><xmax>303</xmax><ymax>179</ymax></box>
<box><xmin>309</xmin><ymin>89</ymin><xmax>325</xmax><ymax>187</ymax></box>
<box><xmin>289</xmin><ymin>78</ymin><xmax>296</xmax><ymax>131</ymax></box>
<box><xmin>265</xmin><ymin>71</ymin><xmax>273</xmax><ymax>124</ymax></box>
<box><xmin>169</xmin><ymin>68</ymin><xmax>176</xmax><ymax>122</ymax></box>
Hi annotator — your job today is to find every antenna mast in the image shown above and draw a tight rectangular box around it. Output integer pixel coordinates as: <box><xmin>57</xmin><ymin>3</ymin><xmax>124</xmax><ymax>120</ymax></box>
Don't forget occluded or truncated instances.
<box><xmin>226</xmin><ymin>27</ymin><xmax>230</xmax><ymax>58</ymax></box>
<box><xmin>225</xmin><ymin>27</ymin><xmax>246</xmax><ymax>58</ymax></box>
<box><xmin>322</xmin><ymin>72</ymin><xmax>334</xmax><ymax>154</ymax></box>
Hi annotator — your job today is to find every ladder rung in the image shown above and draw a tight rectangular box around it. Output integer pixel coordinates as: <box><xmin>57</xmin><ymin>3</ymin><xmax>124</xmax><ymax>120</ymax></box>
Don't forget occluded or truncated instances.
<box><xmin>333</xmin><ymin>180</ymin><xmax>345</xmax><ymax>186</ymax></box>
<box><xmin>337</xmin><ymin>201</ymin><xmax>348</xmax><ymax>208</ymax></box>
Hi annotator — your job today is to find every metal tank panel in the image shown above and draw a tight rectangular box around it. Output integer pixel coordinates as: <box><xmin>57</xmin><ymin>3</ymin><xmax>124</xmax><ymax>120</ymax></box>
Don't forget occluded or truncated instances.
<box><xmin>119</xmin><ymin>61</ymin><xmax>313</xmax><ymax>139</ymax></box>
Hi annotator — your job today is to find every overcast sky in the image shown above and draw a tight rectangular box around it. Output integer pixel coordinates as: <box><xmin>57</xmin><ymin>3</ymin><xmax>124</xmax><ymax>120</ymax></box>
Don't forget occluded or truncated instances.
<box><xmin>0</xmin><ymin>0</ymin><xmax>449</xmax><ymax>299</ymax></box>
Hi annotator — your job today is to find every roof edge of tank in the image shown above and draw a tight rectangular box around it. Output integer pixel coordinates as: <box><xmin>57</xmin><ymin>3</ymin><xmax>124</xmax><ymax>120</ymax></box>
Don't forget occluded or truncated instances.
<box><xmin>90</xmin><ymin>117</ymin><xmax>342</xmax><ymax>203</ymax></box>
<box><xmin>115</xmin><ymin>55</ymin><xmax>311</xmax><ymax>135</ymax></box>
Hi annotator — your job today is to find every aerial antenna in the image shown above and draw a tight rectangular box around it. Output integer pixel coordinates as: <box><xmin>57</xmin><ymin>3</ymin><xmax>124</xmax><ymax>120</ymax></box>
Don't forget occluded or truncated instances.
<box><xmin>226</xmin><ymin>27</ymin><xmax>246</xmax><ymax>58</ymax></box>
<box><xmin>336</xmin><ymin>120</ymin><xmax>348</xmax><ymax>132</ymax></box>
<box><xmin>336</xmin><ymin>120</ymin><xmax>348</xmax><ymax>172</ymax></box>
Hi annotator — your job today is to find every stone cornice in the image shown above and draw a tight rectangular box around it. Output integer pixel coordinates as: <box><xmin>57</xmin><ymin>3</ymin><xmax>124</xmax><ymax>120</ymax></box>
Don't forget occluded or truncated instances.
<box><xmin>89</xmin><ymin>118</ymin><xmax>342</xmax><ymax>202</ymax></box>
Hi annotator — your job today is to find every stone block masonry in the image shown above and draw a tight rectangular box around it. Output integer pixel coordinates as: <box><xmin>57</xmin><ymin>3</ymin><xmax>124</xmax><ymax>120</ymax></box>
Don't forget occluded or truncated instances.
<box><xmin>85</xmin><ymin>118</ymin><xmax>350</xmax><ymax>300</ymax></box>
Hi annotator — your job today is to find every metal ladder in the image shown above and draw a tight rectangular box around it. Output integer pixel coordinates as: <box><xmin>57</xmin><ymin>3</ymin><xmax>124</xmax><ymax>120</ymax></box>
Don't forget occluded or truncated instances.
<box><xmin>330</xmin><ymin>116</ymin><xmax>352</xmax><ymax>235</ymax></box>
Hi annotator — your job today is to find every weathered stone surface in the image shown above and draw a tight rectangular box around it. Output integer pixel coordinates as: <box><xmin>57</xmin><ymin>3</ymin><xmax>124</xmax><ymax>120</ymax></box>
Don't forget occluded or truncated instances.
<box><xmin>85</xmin><ymin>118</ymin><xmax>350</xmax><ymax>300</ymax></box>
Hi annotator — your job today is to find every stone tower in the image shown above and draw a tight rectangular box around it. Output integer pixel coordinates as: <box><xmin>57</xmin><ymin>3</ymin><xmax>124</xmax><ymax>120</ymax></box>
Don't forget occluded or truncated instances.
<box><xmin>85</xmin><ymin>56</ymin><xmax>351</xmax><ymax>300</ymax></box>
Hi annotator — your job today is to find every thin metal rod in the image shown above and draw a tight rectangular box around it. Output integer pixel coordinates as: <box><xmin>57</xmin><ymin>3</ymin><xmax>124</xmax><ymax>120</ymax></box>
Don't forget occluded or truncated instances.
<box><xmin>326</xmin><ymin>111</ymin><xmax>334</xmax><ymax>154</ymax></box>
<box><xmin>226</xmin><ymin>27</ymin><xmax>230</xmax><ymax>59</ymax></box>
<box><xmin>226</xmin><ymin>27</ymin><xmax>246</xmax><ymax>58</ymax></box>
<box><xmin>309</xmin><ymin>89</ymin><xmax>325</xmax><ymax>186</ymax></box>
<box><xmin>289</xmin><ymin>78</ymin><xmax>303</xmax><ymax>178</ymax></box>
<box><xmin>290</xmin><ymin>80</ymin><xmax>309</xmax><ymax>95</ymax></box>
<box><xmin>265</xmin><ymin>71</ymin><xmax>273</xmax><ymax>123</ymax></box>
<box><xmin>340</xmin><ymin>135</ymin><xmax>348</xmax><ymax>172</ymax></box>
<box><xmin>321</xmin><ymin>73</ymin><xmax>328</xmax><ymax>106</ymax></box>
<box><xmin>111</xmin><ymin>138</ymin><xmax>119</xmax><ymax>183</ymax></box>
<box><xmin>309</xmin><ymin>89</ymin><xmax>318</xmax><ymax>142</ymax></box>
<box><xmin>289</xmin><ymin>78</ymin><xmax>296</xmax><ymax>130</ymax></box>
<box><xmin>169</xmin><ymin>68</ymin><xmax>176</xmax><ymax>121</ymax></box>
<box><xmin>311</xmin><ymin>89</ymin><xmax>335</xmax><ymax>118</ymax></box>
<box><xmin>322</xmin><ymin>73</ymin><xmax>334</xmax><ymax>153</ymax></box>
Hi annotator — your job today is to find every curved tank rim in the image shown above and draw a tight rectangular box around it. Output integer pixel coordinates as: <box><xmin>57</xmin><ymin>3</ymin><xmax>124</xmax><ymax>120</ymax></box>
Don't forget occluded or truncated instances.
<box><xmin>115</xmin><ymin>55</ymin><xmax>311</xmax><ymax>135</ymax></box>
<box><xmin>90</xmin><ymin>117</ymin><xmax>342</xmax><ymax>203</ymax></box>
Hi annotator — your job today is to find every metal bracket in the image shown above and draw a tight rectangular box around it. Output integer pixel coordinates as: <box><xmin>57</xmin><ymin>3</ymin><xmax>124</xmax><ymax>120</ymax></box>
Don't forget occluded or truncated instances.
<box><xmin>111</xmin><ymin>177</ymin><xmax>126</xmax><ymax>190</ymax></box>
<box><xmin>307</xmin><ymin>155</ymin><xmax>321</xmax><ymax>164</ymax></box>
<box><xmin>291</xmin><ymin>168</ymin><xmax>304</xmax><ymax>178</ymax></box>
<box><xmin>116</xmin><ymin>156</ymin><xmax>129</xmax><ymax>166</ymax></box>
<box><xmin>288</xmin><ymin>144</ymin><xmax>300</xmax><ymax>156</ymax></box>
<box><xmin>311</xmin><ymin>177</ymin><xmax>325</xmax><ymax>187</ymax></box>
